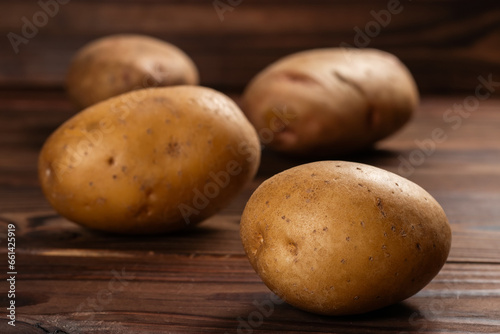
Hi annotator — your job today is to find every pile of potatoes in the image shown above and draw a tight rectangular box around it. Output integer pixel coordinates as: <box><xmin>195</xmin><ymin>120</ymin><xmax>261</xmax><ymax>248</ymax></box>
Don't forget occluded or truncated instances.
<box><xmin>38</xmin><ymin>34</ymin><xmax>451</xmax><ymax>316</ymax></box>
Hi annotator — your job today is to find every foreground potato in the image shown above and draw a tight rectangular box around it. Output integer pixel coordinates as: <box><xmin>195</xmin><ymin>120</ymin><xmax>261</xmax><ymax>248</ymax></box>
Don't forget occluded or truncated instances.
<box><xmin>39</xmin><ymin>86</ymin><xmax>260</xmax><ymax>234</ymax></box>
<box><xmin>66</xmin><ymin>34</ymin><xmax>199</xmax><ymax>108</ymax></box>
<box><xmin>241</xmin><ymin>48</ymin><xmax>419</xmax><ymax>156</ymax></box>
<box><xmin>240</xmin><ymin>161</ymin><xmax>451</xmax><ymax>315</ymax></box>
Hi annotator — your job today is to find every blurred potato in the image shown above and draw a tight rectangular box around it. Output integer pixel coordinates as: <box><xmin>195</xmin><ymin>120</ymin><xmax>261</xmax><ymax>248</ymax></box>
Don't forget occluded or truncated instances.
<box><xmin>66</xmin><ymin>34</ymin><xmax>199</xmax><ymax>108</ymax></box>
<box><xmin>241</xmin><ymin>48</ymin><xmax>419</xmax><ymax>156</ymax></box>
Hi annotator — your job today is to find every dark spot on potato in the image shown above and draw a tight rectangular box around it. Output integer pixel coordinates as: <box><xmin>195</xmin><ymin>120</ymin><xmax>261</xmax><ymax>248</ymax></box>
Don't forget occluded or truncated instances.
<box><xmin>395</xmin><ymin>183</ymin><xmax>399</xmax><ymax>187</ymax></box>
<box><xmin>356</xmin><ymin>167</ymin><xmax>362</xmax><ymax>171</ymax></box>
<box><xmin>282</xmin><ymin>71</ymin><xmax>319</xmax><ymax>85</ymax></box>
<box><xmin>121</xmin><ymin>166</ymin><xmax>127</xmax><ymax>173</ymax></box>
<box><xmin>107</xmin><ymin>157</ymin><xmax>115</xmax><ymax>165</ymax></box>
<box><xmin>369</xmin><ymin>256</ymin><xmax>373</xmax><ymax>261</ymax></box>
<box><xmin>391</xmin><ymin>225</ymin><xmax>396</xmax><ymax>232</ymax></box>
<box><xmin>416</xmin><ymin>243</ymin><xmax>422</xmax><ymax>250</ymax></box>
<box><xmin>335</xmin><ymin>164</ymin><xmax>341</xmax><ymax>167</ymax></box>
<box><xmin>384</xmin><ymin>252</ymin><xmax>391</xmax><ymax>258</ymax></box>
<box><xmin>360</xmin><ymin>221</ymin><xmax>365</xmax><ymax>228</ymax></box>
<box><xmin>166</xmin><ymin>142</ymin><xmax>181</xmax><ymax>156</ymax></box>
<box><xmin>347</xmin><ymin>278</ymin><xmax>351</xmax><ymax>283</ymax></box>
<box><xmin>135</xmin><ymin>204</ymin><xmax>150</xmax><ymax>218</ymax></box>
<box><xmin>311</xmin><ymin>173</ymin><xmax>316</xmax><ymax>177</ymax></box>
<box><xmin>433</xmin><ymin>243</ymin><xmax>436</xmax><ymax>248</ymax></box>
<box><xmin>382</xmin><ymin>244</ymin><xmax>387</xmax><ymax>249</ymax></box>
<box><xmin>324</xmin><ymin>180</ymin><xmax>330</xmax><ymax>184</ymax></box>
<box><xmin>147</xmin><ymin>128</ymin><xmax>153</xmax><ymax>134</ymax></box>
<box><xmin>323</xmin><ymin>227</ymin><xmax>328</xmax><ymax>232</ymax></box>
<box><xmin>395</xmin><ymin>272</ymin><xmax>399</xmax><ymax>276</ymax></box>
<box><xmin>265</xmin><ymin>201</ymin><xmax>269</xmax><ymax>205</ymax></box>
<box><xmin>354</xmin><ymin>296</ymin><xmax>359</xmax><ymax>300</ymax></box>
<box><xmin>177</xmin><ymin>170</ymin><xmax>182</xmax><ymax>176</ymax></box>
<box><xmin>384</xmin><ymin>232</ymin><xmax>388</xmax><ymax>237</ymax></box>
<box><xmin>376</xmin><ymin>198</ymin><xmax>386</xmax><ymax>217</ymax></box>
<box><xmin>346</xmin><ymin>236</ymin><xmax>350</xmax><ymax>241</ymax></box>
<box><xmin>89</xmin><ymin>182</ymin><xmax>93</xmax><ymax>186</ymax></box>
<box><xmin>358</xmin><ymin>183</ymin><xmax>364</xmax><ymax>187</ymax></box>
<box><xmin>286</xmin><ymin>218</ymin><xmax>290</xmax><ymax>223</ymax></box>
<box><xmin>285</xmin><ymin>194</ymin><xmax>290</xmax><ymax>199</ymax></box>
<box><xmin>112</xmin><ymin>174</ymin><xmax>117</xmax><ymax>179</ymax></box>
<box><xmin>123</xmin><ymin>135</ymin><xmax>128</xmax><ymax>140</ymax></box>
<box><xmin>144</xmin><ymin>188</ymin><xmax>153</xmax><ymax>197</ymax></box>
<box><xmin>281</xmin><ymin>215</ymin><xmax>285</xmax><ymax>220</ymax></box>
<box><xmin>341</xmin><ymin>259</ymin><xmax>346</xmax><ymax>264</ymax></box>
<box><xmin>376</xmin><ymin>295</ymin><xmax>381</xmax><ymax>299</ymax></box>
<box><xmin>313</xmin><ymin>230</ymin><xmax>316</xmax><ymax>233</ymax></box>
<box><xmin>400</xmin><ymin>230</ymin><xmax>407</xmax><ymax>237</ymax></box>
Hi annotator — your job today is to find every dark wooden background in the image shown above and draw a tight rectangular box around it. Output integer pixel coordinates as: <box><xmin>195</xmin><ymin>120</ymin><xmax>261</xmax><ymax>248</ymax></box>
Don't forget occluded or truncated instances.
<box><xmin>1</xmin><ymin>0</ymin><xmax>500</xmax><ymax>93</ymax></box>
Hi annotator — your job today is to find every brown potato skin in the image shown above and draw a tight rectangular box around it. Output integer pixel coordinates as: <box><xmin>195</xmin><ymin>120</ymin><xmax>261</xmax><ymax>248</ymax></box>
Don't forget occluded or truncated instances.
<box><xmin>240</xmin><ymin>161</ymin><xmax>451</xmax><ymax>316</ymax></box>
<box><xmin>39</xmin><ymin>86</ymin><xmax>260</xmax><ymax>234</ymax></box>
<box><xmin>241</xmin><ymin>48</ymin><xmax>419</xmax><ymax>156</ymax></box>
<box><xmin>66</xmin><ymin>34</ymin><xmax>199</xmax><ymax>109</ymax></box>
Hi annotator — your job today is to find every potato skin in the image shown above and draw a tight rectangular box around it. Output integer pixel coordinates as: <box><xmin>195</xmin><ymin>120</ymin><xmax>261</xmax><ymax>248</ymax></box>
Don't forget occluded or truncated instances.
<box><xmin>240</xmin><ymin>161</ymin><xmax>451</xmax><ymax>315</ymax></box>
<box><xmin>66</xmin><ymin>34</ymin><xmax>199</xmax><ymax>109</ymax></box>
<box><xmin>39</xmin><ymin>86</ymin><xmax>260</xmax><ymax>234</ymax></box>
<box><xmin>241</xmin><ymin>48</ymin><xmax>419</xmax><ymax>156</ymax></box>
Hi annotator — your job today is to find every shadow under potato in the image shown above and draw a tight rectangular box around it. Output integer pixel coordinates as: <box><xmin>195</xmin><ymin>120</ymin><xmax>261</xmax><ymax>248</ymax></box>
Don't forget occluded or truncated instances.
<box><xmin>20</xmin><ymin>212</ymin><xmax>232</xmax><ymax>253</ymax></box>
<box><xmin>226</xmin><ymin>296</ymin><xmax>421</xmax><ymax>333</ymax></box>
<box><xmin>257</xmin><ymin>146</ymin><xmax>402</xmax><ymax>178</ymax></box>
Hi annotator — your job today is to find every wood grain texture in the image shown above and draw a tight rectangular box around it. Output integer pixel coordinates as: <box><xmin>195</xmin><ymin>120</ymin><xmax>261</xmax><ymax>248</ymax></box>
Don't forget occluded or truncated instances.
<box><xmin>0</xmin><ymin>92</ymin><xmax>500</xmax><ymax>333</ymax></box>
<box><xmin>0</xmin><ymin>0</ymin><xmax>500</xmax><ymax>94</ymax></box>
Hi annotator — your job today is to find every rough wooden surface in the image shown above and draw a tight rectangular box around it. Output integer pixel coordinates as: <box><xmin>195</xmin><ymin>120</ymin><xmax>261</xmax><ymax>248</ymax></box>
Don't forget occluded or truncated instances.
<box><xmin>1</xmin><ymin>0</ymin><xmax>500</xmax><ymax>94</ymax></box>
<box><xmin>0</xmin><ymin>92</ymin><xmax>499</xmax><ymax>333</ymax></box>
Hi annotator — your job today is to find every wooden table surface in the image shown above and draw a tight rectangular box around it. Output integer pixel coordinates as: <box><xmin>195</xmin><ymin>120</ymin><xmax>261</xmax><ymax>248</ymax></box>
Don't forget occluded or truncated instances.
<box><xmin>1</xmin><ymin>91</ymin><xmax>500</xmax><ymax>333</ymax></box>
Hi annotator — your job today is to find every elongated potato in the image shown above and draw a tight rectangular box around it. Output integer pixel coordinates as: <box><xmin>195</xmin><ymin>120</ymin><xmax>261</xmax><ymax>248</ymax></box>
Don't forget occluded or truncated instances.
<box><xmin>240</xmin><ymin>161</ymin><xmax>451</xmax><ymax>315</ymax></box>
<box><xmin>66</xmin><ymin>34</ymin><xmax>199</xmax><ymax>108</ymax></box>
<box><xmin>39</xmin><ymin>86</ymin><xmax>260</xmax><ymax>234</ymax></box>
<box><xmin>241</xmin><ymin>48</ymin><xmax>419</xmax><ymax>156</ymax></box>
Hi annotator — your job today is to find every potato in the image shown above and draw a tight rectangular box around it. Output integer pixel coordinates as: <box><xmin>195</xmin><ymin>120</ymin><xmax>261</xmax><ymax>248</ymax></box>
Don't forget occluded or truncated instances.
<box><xmin>66</xmin><ymin>34</ymin><xmax>199</xmax><ymax>109</ymax></box>
<box><xmin>240</xmin><ymin>161</ymin><xmax>451</xmax><ymax>315</ymax></box>
<box><xmin>39</xmin><ymin>86</ymin><xmax>260</xmax><ymax>234</ymax></box>
<box><xmin>241</xmin><ymin>48</ymin><xmax>419</xmax><ymax>156</ymax></box>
